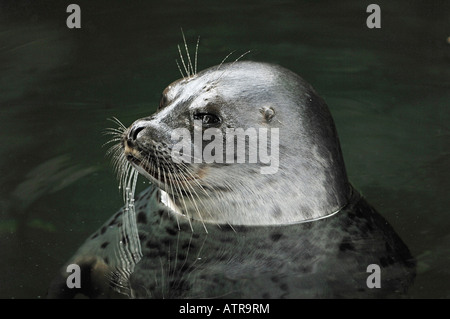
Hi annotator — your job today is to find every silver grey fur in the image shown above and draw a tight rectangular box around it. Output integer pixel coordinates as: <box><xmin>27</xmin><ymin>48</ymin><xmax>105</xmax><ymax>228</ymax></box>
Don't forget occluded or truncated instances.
<box><xmin>127</xmin><ymin>61</ymin><xmax>351</xmax><ymax>225</ymax></box>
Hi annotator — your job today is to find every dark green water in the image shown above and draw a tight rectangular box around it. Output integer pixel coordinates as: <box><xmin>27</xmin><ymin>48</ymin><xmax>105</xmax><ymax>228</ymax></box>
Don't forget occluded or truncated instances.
<box><xmin>0</xmin><ymin>0</ymin><xmax>448</xmax><ymax>298</ymax></box>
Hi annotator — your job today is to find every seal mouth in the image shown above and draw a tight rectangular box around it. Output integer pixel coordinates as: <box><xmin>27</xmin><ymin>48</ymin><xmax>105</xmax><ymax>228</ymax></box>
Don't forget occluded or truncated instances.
<box><xmin>124</xmin><ymin>145</ymin><xmax>199</xmax><ymax>185</ymax></box>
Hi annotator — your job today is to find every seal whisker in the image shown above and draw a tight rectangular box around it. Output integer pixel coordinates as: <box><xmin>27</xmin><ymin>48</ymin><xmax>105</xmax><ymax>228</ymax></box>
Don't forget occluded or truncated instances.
<box><xmin>214</xmin><ymin>50</ymin><xmax>252</xmax><ymax>84</ymax></box>
<box><xmin>102</xmin><ymin>138</ymin><xmax>123</xmax><ymax>149</ymax></box>
<box><xmin>120</xmin><ymin>162</ymin><xmax>135</xmax><ymax>201</ymax></box>
<box><xmin>112</xmin><ymin>155</ymin><xmax>127</xmax><ymax>183</ymax></box>
<box><xmin>161</xmin><ymin>161</ymin><xmax>182</xmax><ymax>230</ymax></box>
<box><xmin>177</xmin><ymin>44</ymin><xmax>190</xmax><ymax>78</ymax></box>
<box><xmin>170</xmin><ymin>169</ymin><xmax>194</xmax><ymax>232</ymax></box>
<box><xmin>107</xmin><ymin>116</ymin><xmax>127</xmax><ymax>130</ymax></box>
<box><xmin>155</xmin><ymin>158</ymin><xmax>177</xmax><ymax>221</ymax></box>
<box><xmin>175</xmin><ymin>59</ymin><xmax>186</xmax><ymax>79</ymax></box>
<box><xmin>216</xmin><ymin>50</ymin><xmax>236</xmax><ymax>72</ymax></box>
<box><xmin>174</xmin><ymin>165</ymin><xmax>218</xmax><ymax>229</ymax></box>
<box><xmin>169</xmin><ymin>163</ymin><xmax>209</xmax><ymax>233</ymax></box>
<box><xmin>156</xmin><ymin>150</ymin><xmax>215</xmax><ymax>228</ymax></box>
<box><xmin>110</xmin><ymin>155</ymin><xmax>121</xmax><ymax>178</ymax></box>
<box><xmin>232</xmin><ymin>50</ymin><xmax>252</xmax><ymax>64</ymax></box>
<box><xmin>108</xmin><ymin>145</ymin><xmax>129</xmax><ymax>192</ymax></box>
<box><xmin>153</xmin><ymin>149</ymin><xmax>233</xmax><ymax>229</ymax></box>
<box><xmin>103</xmin><ymin>135</ymin><xmax>122</xmax><ymax>143</ymax></box>
<box><xmin>120</xmin><ymin>163</ymin><xmax>130</xmax><ymax>195</ymax></box>
<box><xmin>181</xmin><ymin>28</ymin><xmax>194</xmax><ymax>77</ymax></box>
<box><xmin>141</xmin><ymin>149</ymin><xmax>191</xmax><ymax>229</ymax></box>
<box><xmin>156</xmin><ymin>157</ymin><xmax>163</xmax><ymax>184</ymax></box>
<box><xmin>106</xmin><ymin>143</ymin><xmax>122</xmax><ymax>157</ymax></box>
<box><xmin>102</xmin><ymin>131</ymin><xmax>125</xmax><ymax>140</ymax></box>
<box><xmin>114</xmin><ymin>153</ymin><xmax>127</xmax><ymax>180</ymax></box>
<box><xmin>103</xmin><ymin>126</ymin><xmax>126</xmax><ymax>135</ymax></box>
<box><xmin>168</xmin><ymin>183</ymin><xmax>181</xmax><ymax>230</ymax></box>
<box><xmin>173</xmin><ymin>160</ymin><xmax>209</xmax><ymax>195</ymax></box>
<box><xmin>194</xmin><ymin>36</ymin><xmax>200</xmax><ymax>75</ymax></box>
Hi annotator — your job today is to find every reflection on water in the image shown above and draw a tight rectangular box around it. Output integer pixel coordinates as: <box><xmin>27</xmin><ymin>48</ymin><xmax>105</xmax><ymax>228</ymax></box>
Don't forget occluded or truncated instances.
<box><xmin>0</xmin><ymin>0</ymin><xmax>448</xmax><ymax>298</ymax></box>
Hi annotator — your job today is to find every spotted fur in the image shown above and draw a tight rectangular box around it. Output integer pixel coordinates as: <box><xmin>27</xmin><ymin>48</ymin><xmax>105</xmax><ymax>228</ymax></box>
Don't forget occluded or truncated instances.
<box><xmin>48</xmin><ymin>185</ymin><xmax>415</xmax><ymax>298</ymax></box>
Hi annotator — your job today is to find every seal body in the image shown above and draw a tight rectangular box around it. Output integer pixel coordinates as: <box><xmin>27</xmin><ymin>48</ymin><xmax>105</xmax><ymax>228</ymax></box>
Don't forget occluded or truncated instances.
<box><xmin>48</xmin><ymin>61</ymin><xmax>415</xmax><ymax>298</ymax></box>
<box><xmin>129</xmin><ymin>187</ymin><xmax>414</xmax><ymax>298</ymax></box>
<box><xmin>48</xmin><ymin>185</ymin><xmax>415</xmax><ymax>298</ymax></box>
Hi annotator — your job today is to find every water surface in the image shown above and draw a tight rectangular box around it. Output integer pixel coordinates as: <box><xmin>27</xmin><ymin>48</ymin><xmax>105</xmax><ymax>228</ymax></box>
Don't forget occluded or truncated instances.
<box><xmin>0</xmin><ymin>0</ymin><xmax>448</xmax><ymax>298</ymax></box>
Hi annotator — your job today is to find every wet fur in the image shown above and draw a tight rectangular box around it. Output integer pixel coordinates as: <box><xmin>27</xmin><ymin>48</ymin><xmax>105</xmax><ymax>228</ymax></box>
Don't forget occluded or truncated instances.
<box><xmin>47</xmin><ymin>37</ymin><xmax>415</xmax><ymax>298</ymax></box>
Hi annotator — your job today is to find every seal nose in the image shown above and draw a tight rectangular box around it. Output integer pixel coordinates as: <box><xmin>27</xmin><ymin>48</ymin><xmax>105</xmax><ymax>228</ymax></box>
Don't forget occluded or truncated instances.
<box><xmin>127</xmin><ymin>120</ymin><xmax>149</xmax><ymax>143</ymax></box>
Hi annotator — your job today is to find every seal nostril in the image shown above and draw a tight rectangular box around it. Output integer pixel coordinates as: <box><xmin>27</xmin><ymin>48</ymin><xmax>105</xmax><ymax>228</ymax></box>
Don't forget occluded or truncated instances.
<box><xmin>129</xmin><ymin>126</ymin><xmax>145</xmax><ymax>142</ymax></box>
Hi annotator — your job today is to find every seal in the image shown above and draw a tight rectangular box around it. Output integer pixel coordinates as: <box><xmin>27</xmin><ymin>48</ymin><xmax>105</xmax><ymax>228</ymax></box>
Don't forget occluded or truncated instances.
<box><xmin>48</xmin><ymin>61</ymin><xmax>415</xmax><ymax>299</ymax></box>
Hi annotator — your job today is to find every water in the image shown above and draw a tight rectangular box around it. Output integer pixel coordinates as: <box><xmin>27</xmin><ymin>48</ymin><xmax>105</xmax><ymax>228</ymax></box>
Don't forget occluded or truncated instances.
<box><xmin>0</xmin><ymin>0</ymin><xmax>448</xmax><ymax>298</ymax></box>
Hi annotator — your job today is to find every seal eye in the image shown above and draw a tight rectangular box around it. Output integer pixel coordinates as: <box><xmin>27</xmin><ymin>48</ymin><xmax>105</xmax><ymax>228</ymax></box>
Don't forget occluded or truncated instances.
<box><xmin>193</xmin><ymin>113</ymin><xmax>221</xmax><ymax>125</ymax></box>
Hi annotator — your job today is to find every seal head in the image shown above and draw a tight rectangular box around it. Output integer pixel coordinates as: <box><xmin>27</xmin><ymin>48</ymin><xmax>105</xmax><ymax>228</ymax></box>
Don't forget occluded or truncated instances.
<box><xmin>122</xmin><ymin>61</ymin><xmax>351</xmax><ymax>225</ymax></box>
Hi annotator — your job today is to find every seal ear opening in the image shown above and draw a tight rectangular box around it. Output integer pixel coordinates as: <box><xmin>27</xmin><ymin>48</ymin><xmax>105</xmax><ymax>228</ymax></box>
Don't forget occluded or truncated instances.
<box><xmin>260</xmin><ymin>106</ymin><xmax>275</xmax><ymax>123</ymax></box>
